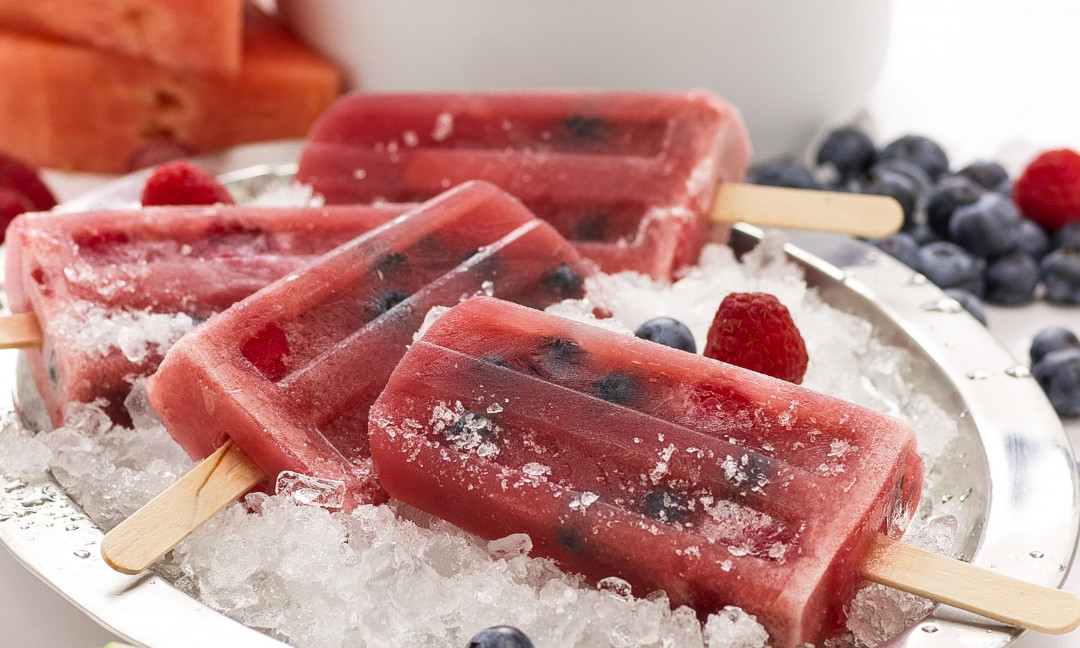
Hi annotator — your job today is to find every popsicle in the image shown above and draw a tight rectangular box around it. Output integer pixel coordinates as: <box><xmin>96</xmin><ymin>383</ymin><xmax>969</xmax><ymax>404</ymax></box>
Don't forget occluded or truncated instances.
<box><xmin>365</xmin><ymin>295</ymin><xmax>922</xmax><ymax>646</ymax></box>
<box><xmin>4</xmin><ymin>202</ymin><xmax>409</xmax><ymax>427</ymax></box>
<box><xmin>296</xmin><ymin>90</ymin><xmax>903</xmax><ymax>279</ymax></box>
<box><xmin>143</xmin><ymin>181</ymin><xmax>594</xmax><ymax>512</ymax></box>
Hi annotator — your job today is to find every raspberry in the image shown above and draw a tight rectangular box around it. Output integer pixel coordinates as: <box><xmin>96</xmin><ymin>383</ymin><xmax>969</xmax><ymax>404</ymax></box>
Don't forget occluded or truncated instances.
<box><xmin>140</xmin><ymin>160</ymin><xmax>235</xmax><ymax>206</ymax></box>
<box><xmin>0</xmin><ymin>151</ymin><xmax>57</xmax><ymax>211</ymax></box>
<box><xmin>1012</xmin><ymin>148</ymin><xmax>1080</xmax><ymax>230</ymax></box>
<box><xmin>241</xmin><ymin>322</ymin><xmax>290</xmax><ymax>382</ymax></box>
<box><xmin>704</xmin><ymin>292</ymin><xmax>808</xmax><ymax>384</ymax></box>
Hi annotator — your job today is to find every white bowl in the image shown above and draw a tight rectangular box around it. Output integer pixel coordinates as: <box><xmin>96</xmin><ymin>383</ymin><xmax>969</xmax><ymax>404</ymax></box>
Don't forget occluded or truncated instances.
<box><xmin>279</xmin><ymin>0</ymin><xmax>892</xmax><ymax>161</ymax></box>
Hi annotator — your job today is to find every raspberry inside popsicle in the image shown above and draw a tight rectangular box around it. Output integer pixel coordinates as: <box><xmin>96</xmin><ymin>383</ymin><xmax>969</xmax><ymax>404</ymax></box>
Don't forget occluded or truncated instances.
<box><xmin>146</xmin><ymin>181</ymin><xmax>595</xmax><ymax>509</ymax></box>
<box><xmin>296</xmin><ymin>90</ymin><xmax>751</xmax><ymax>279</ymax></box>
<box><xmin>5</xmin><ymin>203</ymin><xmax>409</xmax><ymax>427</ymax></box>
<box><xmin>368</xmin><ymin>296</ymin><xmax>924</xmax><ymax>648</ymax></box>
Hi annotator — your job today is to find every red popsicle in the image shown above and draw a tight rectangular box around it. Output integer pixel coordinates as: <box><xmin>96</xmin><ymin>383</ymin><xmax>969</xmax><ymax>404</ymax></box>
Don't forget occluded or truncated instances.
<box><xmin>296</xmin><ymin>90</ymin><xmax>751</xmax><ymax>279</ymax></box>
<box><xmin>368</xmin><ymin>296</ymin><xmax>924</xmax><ymax>647</ymax></box>
<box><xmin>4</xmin><ymin>203</ymin><xmax>408</xmax><ymax>426</ymax></box>
<box><xmin>146</xmin><ymin>181</ymin><xmax>594</xmax><ymax>509</ymax></box>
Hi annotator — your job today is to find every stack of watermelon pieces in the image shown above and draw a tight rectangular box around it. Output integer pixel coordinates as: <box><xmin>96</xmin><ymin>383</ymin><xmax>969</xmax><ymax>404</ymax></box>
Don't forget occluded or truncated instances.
<box><xmin>0</xmin><ymin>1</ymin><xmax>340</xmax><ymax>172</ymax></box>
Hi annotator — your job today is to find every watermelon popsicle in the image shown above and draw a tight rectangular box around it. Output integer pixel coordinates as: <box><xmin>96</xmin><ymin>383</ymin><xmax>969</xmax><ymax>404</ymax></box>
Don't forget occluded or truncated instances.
<box><xmin>367</xmin><ymin>296</ymin><xmax>924</xmax><ymax>647</ymax></box>
<box><xmin>141</xmin><ymin>181</ymin><xmax>594</xmax><ymax>514</ymax></box>
<box><xmin>4</xmin><ymin>202</ymin><xmax>409</xmax><ymax>427</ymax></box>
<box><xmin>296</xmin><ymin>90</ymin><xmax>750</xmax><ymax>279</ymax></box>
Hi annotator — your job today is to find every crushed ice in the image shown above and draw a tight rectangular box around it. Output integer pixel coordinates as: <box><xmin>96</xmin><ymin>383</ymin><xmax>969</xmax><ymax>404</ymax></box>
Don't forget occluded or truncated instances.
<box><xmin>0</xmin><ymin>230</ymin><xmax>966</xmax><ymax>648</ymax></box>
<box><xmin>52</xmin><ymin>301</ymin><xmax>195</xmax><ymax>363</ymax></box>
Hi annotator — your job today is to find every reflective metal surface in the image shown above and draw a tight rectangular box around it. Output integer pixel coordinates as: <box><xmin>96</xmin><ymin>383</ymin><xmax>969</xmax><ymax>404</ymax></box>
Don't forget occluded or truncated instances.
<box><xmin>0</xmin><ymin>140</ymin><xmax>1076</xmax><ymax>647</ymax></box>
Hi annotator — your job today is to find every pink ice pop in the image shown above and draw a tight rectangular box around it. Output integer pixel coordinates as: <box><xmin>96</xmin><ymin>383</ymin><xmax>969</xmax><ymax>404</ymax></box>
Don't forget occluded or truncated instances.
<box><xmin>4</xmin><ymin>203</ymin><xmax>409</xmax><ymax>426</ymax></box>
<box><xmin>296</xmin><ymin>90</ymin><xmax>751</xmax><ymax>279</ymax></box>
<box><xmin>146</xmin><ymin>181</ymin><xmax>595</xmax><ymax>508</ymax></box>
<box><xmin>368</xmin><ymin>296</ymin><xmax>924</xmax><ymax>648</ymax></box>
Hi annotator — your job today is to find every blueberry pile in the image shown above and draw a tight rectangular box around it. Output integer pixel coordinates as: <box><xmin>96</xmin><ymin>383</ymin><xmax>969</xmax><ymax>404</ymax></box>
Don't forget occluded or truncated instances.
<box><xmin>1030</xmin><ymin>327</ymin><xmax>1080</xmax><ymax>417</ymax></box>
<box><xmin>751</xmin><ymin>128</ymin><xmax>1080</xmax><ymax>321</ymax></box>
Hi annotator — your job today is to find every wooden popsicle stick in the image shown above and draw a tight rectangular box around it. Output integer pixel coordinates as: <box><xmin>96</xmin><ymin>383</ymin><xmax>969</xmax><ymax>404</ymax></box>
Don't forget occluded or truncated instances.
<box><xmin>861</xmin><ymin>534</ymin><xmax>1080</xmax><ymax>634</ymax></box>
<box><xmin>713</xmin><ymin>183</ymin><xmax>904</xmax><ymax>239</ymax></box>
<box><xmin>0</xmin><ymin>312</ymin><xmax>42</xmax><ymax>349</ymax></box>
<box><xmin>101</xmin><ymin>439</ymin><xmax>265</xmax><ymax>575</ymax></box>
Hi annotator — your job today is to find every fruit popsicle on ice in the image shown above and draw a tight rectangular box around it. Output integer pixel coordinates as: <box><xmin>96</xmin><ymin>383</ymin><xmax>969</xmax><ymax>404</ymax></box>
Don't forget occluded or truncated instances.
<box><xmin>296</xmin><ymin>90</ymin><xmax>751</xmax><ymax>279</ymax></box>
<box><xmin>145</xmin><ymin>181</ymin><xmax>594</xmax><ymax>509</ymax></box>
<box><xmin>367</xmin><ymin>296</ymin><xmax>924</xmax><ymax>648</ymax></box>
<box><xmin>4</xmin><ymin>203</ymin><xmax>409</xmax><ymax>427</ymax></box>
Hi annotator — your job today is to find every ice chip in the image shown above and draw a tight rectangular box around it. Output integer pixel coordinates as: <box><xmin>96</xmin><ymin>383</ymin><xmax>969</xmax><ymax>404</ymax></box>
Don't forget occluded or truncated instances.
<box><xmin>275</xmin><ymin>471</ymin><xmax>347</xmax><ymax>509</ymax></box>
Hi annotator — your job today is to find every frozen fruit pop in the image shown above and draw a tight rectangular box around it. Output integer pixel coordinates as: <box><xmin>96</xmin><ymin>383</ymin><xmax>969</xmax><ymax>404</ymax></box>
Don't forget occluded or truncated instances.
<box><xmin>367</xmin><ymin>296</ymin><xmax>924</xmax><ymax>647</ymax></box>
<box><xmin>297</xmin><ymin>90</ymin><xmax>750</xmax><ymax>279</ymax></box>
<box><xmin>145</xmin><ymin>181</ymin><xmax>594</xmax><ymax>511</ymax></box>
<box><xmin>4</xmin><ymin>202</ymin><xmax>409</xmax><ymax>427</ymax></box>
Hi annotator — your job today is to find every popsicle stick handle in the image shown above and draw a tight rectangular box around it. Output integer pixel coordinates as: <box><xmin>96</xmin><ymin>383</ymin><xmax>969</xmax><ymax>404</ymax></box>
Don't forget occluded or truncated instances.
<box><xmin>862</xmin><ymin>534</ymin><xmax>1080</xmax><ymax>634</ymax></box>
<box><xmin>101</xmin><ymin>439</ymin><xmax>265</xmax><ymax>575</ymax></box>
<box><xmin>712</xmin><ymin>183</ymin><xmax>904</xmax><ymax>239</ymax></box>
<box><xmin>0</xmin><ymin>312</ymin><xmax>42</xmax><ymax>349</ymax></box>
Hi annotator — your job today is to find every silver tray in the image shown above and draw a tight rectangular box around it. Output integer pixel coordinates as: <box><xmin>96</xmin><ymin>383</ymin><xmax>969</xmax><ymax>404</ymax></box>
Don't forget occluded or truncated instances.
<box><xmin>1</xmin><ymin>140</ymin><xmax>1077</xmax><ymax>648</ymax></box>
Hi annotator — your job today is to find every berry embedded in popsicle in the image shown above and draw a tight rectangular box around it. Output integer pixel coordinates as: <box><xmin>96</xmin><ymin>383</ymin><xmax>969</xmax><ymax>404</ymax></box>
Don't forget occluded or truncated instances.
<box><xmin>296</xmin><ymin>90</ymin><xmax>752</xmax><ymax>279</ymax></box>
<box><xmin>145</xmin><ymin>181</ymin><xmax>595</xmax><ymax>511</ymax></box>
<box><xmin>368</xmin><ymin>296</ymin><xmax>923</xmax><ymax>648</ymax></box>
<box><xmin>4</xmin><ymin>202</ymin><xmax>410</xmax><ymax>427</ymax></box>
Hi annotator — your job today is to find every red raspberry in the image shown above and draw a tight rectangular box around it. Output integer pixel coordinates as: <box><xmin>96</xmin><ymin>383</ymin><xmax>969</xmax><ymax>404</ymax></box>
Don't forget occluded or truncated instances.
<box><xmin>0</xmin><ymin>152</ymin><xmax>57</xmax><ymax>211</ymax></box>
<box><xmin>140</xmin><ymin>160</ymin><xmax>236</xmax><ymax>206</ymax></box>
<box><xmin>1012</xmin><ymin>148</ymin><xmax>1080</xmax><ymax>230</ymax></box>
<box><xmin>704</xmin><ymin>292</ymin><xmax>808</xmax><ymax>384</ymax></box>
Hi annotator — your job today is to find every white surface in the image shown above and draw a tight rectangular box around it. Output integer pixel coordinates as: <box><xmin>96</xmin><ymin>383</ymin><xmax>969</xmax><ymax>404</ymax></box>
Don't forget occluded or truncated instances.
<box><xmin>3</xmin><ymin>1</ymin><xmax>1080</xmax><ymax>646</ymax></box>
<box><xmin>279</xmin><ymin>0</ymin><xmax>892</xmax><ymax>162</ymax></box>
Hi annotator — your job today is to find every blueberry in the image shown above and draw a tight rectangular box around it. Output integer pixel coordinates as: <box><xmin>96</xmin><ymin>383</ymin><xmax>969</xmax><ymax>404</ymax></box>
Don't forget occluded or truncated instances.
<box><xmin>815</xmin><ymin>127</ymin><xmax>876</xmax><ymax>181</ymax></box>
<box><xmin>541</xmin><ymin>262</ymin><xmax>585</xmax><ymax>299</ymax></box>
<box><xmin>943</xmin><ymin>288</ymin><xmax>988</xmax><ymax>326</ymax></box>
<box><xmin>592</xmin><ymin>371</ymin><xmax>643</xmax><ymax>405</ymax></box>
<box><xmin>983</xmin><ymin>252</ymin><xmax>1039</xmax><ymax>305</ymax></box>
<box><xmin>870</xmin><ymin>232</ymin><xmax>922</xmax><ymax>270</ymax></box>
<box><xmin>367</xmin><ymin>289</ymin><xmax>410</xmax><ymax>317</ymax></box>
<box><xmin>947</xmin><ymin>193</ymin><xmax>1021</xmax><ymax>259</ymax></box>
<box><xmin>1015</xmin><ymin>219</ymin><xmax>1051</xmax><ymax>259</ymax></box>
<box><xmin>467</xmin><ymin>625</ymin><xmax>535</xmax><ymax>648</ymax></box>
<box><xmin>906</xmin><ymin>221</ymin><xmax>941</xmax><ymax>246</ymax></box>
<box><xmin>445</xmin><ymin>411</ymin><xmax>499</xmax><ymax>447</ymax></box>
<box><xmin>633</xmin><ymin>317</ymin><xmax>696</xmax><ymax>353</ymax></box>
<box><xmin>925</xmin><ymin>175</ymin><xmax>982</xmax><ymax>238</ymax></box>
<box><xmin>862</xmin><ymin>168</ymin><xmax>919</xmax><ymax>230</ymax></box>
<box><xmin>918</xmin><ymin>241</ymin><xmax>986</xmax><ymax>295</ymax></box>
<box><xmin>1041</xmin><ymin>245</ymin><xmax>1080</xmax><ymax>304</ymax></box>
<box><xmin>1052</xmin><ymin>222</ymin><xmax>1080</xmax><ymax>249</ymax></box>
<box><xmin>1030</xmin><ymin>327</ymin><xmax>1080</xmax><ymax>365</ymax></box>
<box><xmin>751</xmin><ymin>159</ymin><xmax>817</xmax><ymax>189</ymax></box>
<box><xmin>641</xmin><ymin>488</ymin><xmax>691</xmax><ymax>524</ymax></box>
<box><xmin>563</xmin><ymin>115</ymin><xmax>608</xmax><ymax>142</ymax></box>
<box><xmin>537</xmin><ymin>336</ymin><xmax>583</xmax><ymax>378</ymax></box>
<box><xmin>556</xmin><ymin>527</ymin><xmax>588</xmax><ymax>554</ymax></box>
<box><xmin>877</xmin><ymin>134</ymin><xmax>950</xmax><ymax>181</ymax></box>
<box><xmin>1033</xmin><ymin>347</ymin><xmax>1080</xmax><ymax>417</ymax></box>
<box><xmin>957</xmin><ymin>160</ymin><xmax>1010</xmax><ymax>192</ymax></box>
<box><xmin>372</xmin><ymin>251</ymin><xmax>407</xmax><ymax>277</ymax></box>
<box><xmin>871</xmin><ymin>158</ymin><xmax>933</xmax><ymax>195</ymax></box>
